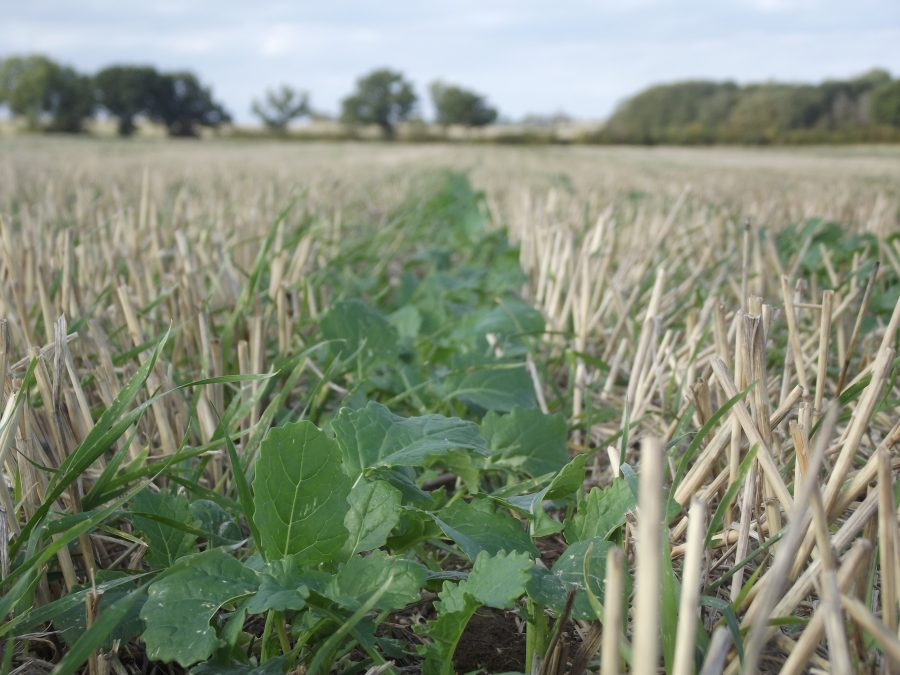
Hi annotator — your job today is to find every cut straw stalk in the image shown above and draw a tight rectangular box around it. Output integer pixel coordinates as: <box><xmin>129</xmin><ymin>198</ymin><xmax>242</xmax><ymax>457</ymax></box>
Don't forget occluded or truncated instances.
<box><xmin>780</xmin><ymin>275</ymin><xmax>809</xmax><ymax>391</ymax></box>
<box><xmin>813</xmin><ymin>289</ymin><xmax>834</xmax><ymax>419</ymax></box>
<box><xmin>672</xmin><ymin>497</ymin><xmax>706</xmax><ymax>675</ymax></box>
<box><xmin>822</xmin><ymin>346</ymin><xmax>894</xmax><ymax>518</ymax></box>
<box><xmin>877</xmin><ymin>447</ymin><xmax>898</xmax><ymax>634</ymax></box>
<box><xmin>632</xmin><ymin>437</ymin><xmax>664</xmax><ymax>675</ymax></box>
<box><xmin>601</xmin><ymin>546</ymin><xmax>625</xmax><ymax>675</ymax></box>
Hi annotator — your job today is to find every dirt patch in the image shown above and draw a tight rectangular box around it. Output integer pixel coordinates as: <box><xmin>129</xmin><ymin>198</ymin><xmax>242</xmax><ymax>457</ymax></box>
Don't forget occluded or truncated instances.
<box><xmin>453</xmin><ymin>608</ymin><xmax>525</xmax><ymax>673</ymax></box>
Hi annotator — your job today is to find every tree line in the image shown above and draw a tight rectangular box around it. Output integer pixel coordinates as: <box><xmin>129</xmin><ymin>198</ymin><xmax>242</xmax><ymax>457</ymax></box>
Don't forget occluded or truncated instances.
<box><xmin>0</xmin><ymin>55</ymin><xmax>497</xmax><ymax>138</ymax></box>
<box><xmin>599</xmin><ymin>69</ymin><xmax>900</xmax><ymax>144</ymax></box>
<box><xmin>2</xmin><ymin>53</ymin><xmax>899</xmax><ymax>143</ymax></box>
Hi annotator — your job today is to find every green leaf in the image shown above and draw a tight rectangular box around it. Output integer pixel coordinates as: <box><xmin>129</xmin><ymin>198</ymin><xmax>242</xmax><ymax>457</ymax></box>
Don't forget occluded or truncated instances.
<box><xmin>564</xmin><ymin>478</ymin><xmax>636</xmax><ymax>543</ymax></box>
<box><xmin>246</xmin><ymin>559</ymin><xmax>311</xmax><ymax>614</ymax></box>
<box><xmin>130</xmin><ymin>489</ymin><xmax>199</xmax><ymax>568</ymax></box>
<box><xmin>482</xmin><ymin>407</ymin><xmax>568</xmax><ymax>477</ymax></box>
<box><xmin>464</xmin><ymin>549</ymin><xmax>533</xmax><ymax>609</ymax></box>
<box><xmin>189</xmin><ymin>499</ymin><xmax>243</xmax><ymax>543</ymax></box>
<box><xmin>252</xmin><ymin>420</ymin><xmax>351</xmax><ymax>563</ymax></box>
<box><xmin>326</xmin><ymin>551</ymin><xmax>426</xmax><ymax>611</ymax></box>
<box><xmin>544</xmin><ymin>453</ymin><xmax>588</xmax><ymax>500</ymax></box>
<box><xmin>140</xmin><ymin>550</ymin><xmax>258</xmax><ymax>667</ymax></box>
<box><xmin>501</xmin><ymin>453</ymin><xmax>587</xmax><ymax>537</ymax></box>
<box><xmin>444</xmin><ymin>356</ymin><xmax>536</xmax><ymax>411</ymax></box>
<box><xmin>471</xmin><ymin>298</ymin><xmax>544</xmax><ymax>342</ymax></box>
<box><xmin>389</xmin><ymin>304</ymin><xmax>422</xmax><ymax>341</ymax></box>
<box><xmin>527</xmin><ymin>538</ymin><xmax>620</xmax><ymax>620</ymax></box>
<box><xmin>435</xmin><ymin>498</ymin><xmax>538</xmax><ymax>560</ymax></box>
<box><xmin>332</xmin><ymin>401</ymin><xmax>489</xmax><ymax>479</ymax></box>
<box><xmin>320</xmin><ymin>298</ymin><xmax>399</xmax><ymax>364</ymax></box>
<box><xmin>342</xmin><ymin>479</ymin><xmax>402</xmax><ymax>558</ymax></box>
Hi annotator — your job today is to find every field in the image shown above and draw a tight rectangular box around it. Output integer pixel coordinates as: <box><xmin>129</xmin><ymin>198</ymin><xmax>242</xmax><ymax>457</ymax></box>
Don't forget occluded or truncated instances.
<box><xmin>0</xmin><ymin>138</ymin><xmax>898</xmax><ymax>674</ymax></box>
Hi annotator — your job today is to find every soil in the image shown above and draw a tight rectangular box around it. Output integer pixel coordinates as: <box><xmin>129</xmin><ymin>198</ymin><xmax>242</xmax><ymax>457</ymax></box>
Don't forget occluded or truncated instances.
<box><xmin>453</xmin><ymin>608</ymin><xmax>526</xmax><ymax>673</ymax></box>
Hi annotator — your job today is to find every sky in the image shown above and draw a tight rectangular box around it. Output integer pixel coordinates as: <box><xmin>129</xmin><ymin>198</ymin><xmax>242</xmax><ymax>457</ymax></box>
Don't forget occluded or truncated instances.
<box><xmin>3</xmin><ymin>0</ymin><xmax>899</xmax><ymax>123</ymax></box>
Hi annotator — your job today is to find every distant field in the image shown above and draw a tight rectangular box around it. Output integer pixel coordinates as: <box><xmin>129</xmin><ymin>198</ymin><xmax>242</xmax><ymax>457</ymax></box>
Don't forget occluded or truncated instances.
<box><xmin>0</xmin><ymin>138</ymin><xmax>897</xmax><ymax>674</ymax></box>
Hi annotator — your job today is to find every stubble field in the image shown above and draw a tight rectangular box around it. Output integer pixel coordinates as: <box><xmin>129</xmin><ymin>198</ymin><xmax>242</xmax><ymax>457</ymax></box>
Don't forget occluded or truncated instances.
<box><xmin>0</xmin><ymin>138</ymin><xmax>897</xmax><ymax>674</ymax></box>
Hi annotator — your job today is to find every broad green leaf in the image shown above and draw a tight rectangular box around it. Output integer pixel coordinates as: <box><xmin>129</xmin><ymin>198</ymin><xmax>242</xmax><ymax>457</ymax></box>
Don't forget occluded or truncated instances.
<box><xmin>130</xmin><ymin>489</ymin><xmax>198</xmax><ymax>568</ymax></box>
<box><xmin>140</xmin><ymin>550</ymin><xmax>258</xmax><ymax>667</ymax></box>
<box><xmin>320</xmin><ymin>298</ymin><xmax>398</xmax><ymax>364</ymax></box>
<box><xmin>189</xmin><ymin>499</ymin><xmax>242</xmax><ymax>544</ymax></box>
<box><xmin>564</xmin><ymin>478</ymin><xmax>636</xmax><ymax>543</ymax></box>
<box><xmin>342</xmin><ymin>479</ymin><xmax>402</xmax><ymax>558</ymax></box>
<box><xmin>482</xmin><ymin>406</ymin><xmax>568</xmax><ymax>477</ymax></box>
<box><xmin>471</xmin><ymin>298</ymin><xmax>544</xmax><ymax>341</ymax></box>
<box><xmin>444</xmin><ymin>356</ymin><xmax>536</xmax><ymax>412</ymax></box>
<box><xmin>527</xmin><ymin>538</ymin><xmax>620</xmax><ymax>620</ymax></box>
<box><xmin>435</xmin><ymin>498</ymin><xmax>538</xmax><ymax>560</ymax></box>
<box><xmin>544</xmin><ymin>453</ymin><xmax>588</xmax><ymax>500</ymax></box>
<box><xmin>332</xmin><ymin>401</ymin><xmax>489</xmax><ymax>479</ymax></box>
<box><xmin>464</xmin><ymin>549</ymin><xmax>533</xmax><ymax>609</ymax></box>
<box><xmin>326</xmin><ymin>551</ymin><xmax>426</xmax><ymax>611</ymax></box>
<box><xmin>252</xmin><ymin>420</ymin><xmax>351</xmax><ymax>562</ymax></box>
<box><xmin>502</xmin><ymin>454</ymin><xmax>587</xmax><ymax>537</ymax></box>
<box><xmin>246</xmin><ymin>559</ymin><xmax>311</xmax><ymax>614</ymax></box>
<box><xmin>387</xmin><ymin>510</ymin><xmax>442</xmax><ymax>552</ymax></box>
<box><xmin>389</xmin><ymin>304</ymin><xmax>422</xmax><ymax>341</ymax></box>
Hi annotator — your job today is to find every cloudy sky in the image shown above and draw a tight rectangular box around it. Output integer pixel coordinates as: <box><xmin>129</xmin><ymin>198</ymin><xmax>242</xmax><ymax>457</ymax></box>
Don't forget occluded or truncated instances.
<box><xmin>4</xmin><ymin>0</ymin><xmax>899</xmax><ymax>122</ymax></box>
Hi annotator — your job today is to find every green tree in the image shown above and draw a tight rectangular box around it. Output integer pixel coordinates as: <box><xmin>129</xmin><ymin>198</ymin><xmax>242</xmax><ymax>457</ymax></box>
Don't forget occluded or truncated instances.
<box><xmin>148</xmin><ymin>72</ymin><xmax>230</xmax><ymax>137</ymax></box>
<box><xmin>45</xmin><ymin>65</ymin><xmax>94</xmax><ymax>132</ymax></box>
<box><xmin>95</xmin><ymin>65</ymin><xmax>160</xmax><ymax>136</ymax></box>
<box><xmin>722</xmin><ymin>84</ymin><xmax>826</xmax><ymax>143</ymax></box>
<box><xmin>871</xmin><ymin>80</ymin><xmax>900</xmax><ymax>127</ymax></box>
<box><xmin>0</xmin><ymin>55</ymin><xmax>93</xmax><ymax>132</ymax></box>
<box><xmin>341</xmin><ymin>68</ymin><xmax>417</xmax><ymax>138</ymax></box>
<box><xmin>429</xmin><ymin>81</ymin><xmax>497</xmax><ymax>127</ymax></box>
<box><xmin>251</xmin><ymin>84</ymin><xmax>311</xmax><ymax>132</ymax></box>
<box><xmin>605</xmin><ymin>81</ymin><xmax>738</xmax><ymax>143</ymax></box>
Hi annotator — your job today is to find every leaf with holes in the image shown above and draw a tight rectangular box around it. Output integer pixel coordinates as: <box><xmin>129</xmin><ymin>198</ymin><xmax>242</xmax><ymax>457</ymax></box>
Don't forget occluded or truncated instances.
<box><xmin>341</xmin><ymin>479</ymin><xmax>402</xmax><ymax>558</ymax></box>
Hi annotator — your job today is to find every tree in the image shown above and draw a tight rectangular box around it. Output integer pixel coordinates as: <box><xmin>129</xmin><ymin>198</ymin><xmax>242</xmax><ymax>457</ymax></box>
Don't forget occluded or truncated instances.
<box><xmin>0</xmin><ymin>55</ymin><xmax>93</xmax><ymax>132</ymax></box>
<box><xmin>252</xmin><ymin>84</ymin><xmax>310</xmax><ymax>132</ymax></box>
<box><xmin>429</xmin><ymin>81</ymin><xmax>497</xmax><ymax>127</ymax></box>
<box><xmin>605</xmin><ymin>81</ymin><xmax>738</xmax><ymax>144</ymax></box>
<box><xmin>95</xmin><ymin>65</ymin><xmax>160</xmax><ymax>136</ymax></box>
<box><xmin>147</xmin><ymin>72</ymin><xmax>230</xmax><ymax>137</ymax></box>
<box><xmin>341</xmin><ymin>68</ymin><xmax>417</xmax><ymax>138</ymax></box>
<box><xmin>872</xmin><ymin>81</ymin><xmax>900</xmax><ymax>127</ymax></box>
<box><xmin>45</xmin><ymin>65</ymin><xmax>94</xmax><ymax>132</ymax></box>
